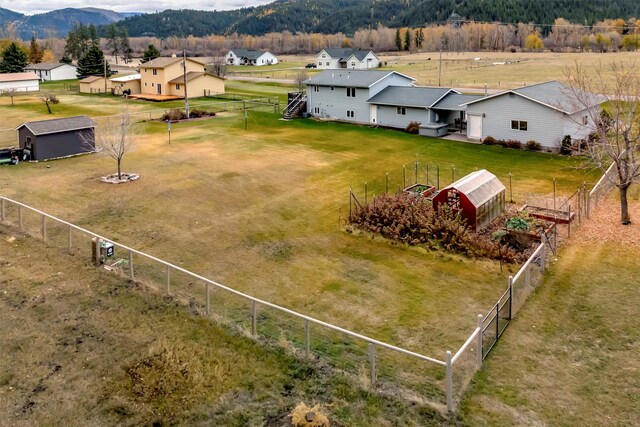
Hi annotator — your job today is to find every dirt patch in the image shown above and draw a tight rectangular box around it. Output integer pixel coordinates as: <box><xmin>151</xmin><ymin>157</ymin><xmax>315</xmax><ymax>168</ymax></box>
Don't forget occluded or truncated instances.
<box><xmin>571</xmin><ymin>197</ymin><xmax>640</xmax><ymax>246</ymax></box>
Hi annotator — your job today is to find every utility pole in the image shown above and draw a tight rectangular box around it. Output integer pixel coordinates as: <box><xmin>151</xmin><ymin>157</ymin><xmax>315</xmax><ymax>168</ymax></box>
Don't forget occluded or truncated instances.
<box><xmin>104</xmin><ymin>61</ymin><xmax>107</xmax><ymax>94</ymax></box>
<box><xmin>182</xmin><ymin>49</ymin><xmax>189</xmax><ymax>118</ymax></box>
<box><xmin>438</xmin><ymin>48</ymin><xmax>442</xmax><ymax>87</ymax></box>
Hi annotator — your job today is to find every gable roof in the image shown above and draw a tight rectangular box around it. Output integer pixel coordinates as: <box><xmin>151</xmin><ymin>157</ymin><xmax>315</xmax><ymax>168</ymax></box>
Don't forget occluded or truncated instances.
<box><xmin>464</xmin><ymin>81</ymin><xmax>607</xmax><ymax>114</ymax></box>
<box><xmin>304</xmin><ymin>70</ymin><xmax>415</xmax><ymax>88</ymax></box>
<box><xmin>0</xmin><ymin>72</ymin><xmax>40</xmax><ymax>82</ymax></box>
<box><xmin>319</xmin><ymin>48</ymin><xmax>375</xmax><ymax>61</ymax></box>
<box><xmin>110</xmin><ymin>73</ymin><xmax>141</xmax><ymax>82</ymax></box>
<box><xmin>367</xmin><ymin>86</ymin><xmax>458</xmax><ymax>108</ymax></box>
<box><xmin>79</xmin><ymin>76</ymin><xmax>104</xmax><ymax>84</ymax></box>
<box><xmin>228</xmin><ymin>49</ymin><xmax>273</xmax><ymax>60</ymax></box>
<box><xmin>25</xmin><ymin>62</ymin><xmax>74</xmax><ymax>71</ymax></box>
<box><xmin>445</xmin><ymin>169</ymin><xmax>505</xmax><ymax>208</ymax></box>
<box><xmin>16</xmin><ymin>116</ymin><xmax>96</xmax><ymax>135</ymax></box>
<box><xmin>431</xmin><ymin>93</ymin><xmax>484</xmax><ymax>110</ymax></box>
<box><xmin>168</xmin><ymin>71</ymin><xmax>224</xmax><ymax>84</ymax></box>
<box><xmin>140</xmin><ymin>57</ymin><xmax>206</xmax><ymax>69</ymax></box>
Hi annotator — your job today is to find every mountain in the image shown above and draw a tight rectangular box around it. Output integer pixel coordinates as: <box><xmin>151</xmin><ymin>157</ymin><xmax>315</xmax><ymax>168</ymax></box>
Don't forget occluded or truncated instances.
<box><xmin>110</xmin><ymin>0</ymin><xmax>640</xmax><ymax>37</ymax></box>
<box><xmin>0</xmin><ymin>6</ymin><xmax>132</xmax><ymax>40</ymax></box>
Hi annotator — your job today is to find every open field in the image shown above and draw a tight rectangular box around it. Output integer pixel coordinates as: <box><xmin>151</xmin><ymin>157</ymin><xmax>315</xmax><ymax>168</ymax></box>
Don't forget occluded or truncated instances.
<box><xmin>461</xmin><ymin>193</ymin><xmax>640</xmax><ymax>426</ymax></box>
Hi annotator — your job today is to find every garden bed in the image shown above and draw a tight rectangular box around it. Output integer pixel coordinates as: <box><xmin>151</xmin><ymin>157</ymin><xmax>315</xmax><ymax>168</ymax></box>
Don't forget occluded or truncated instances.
<box><xmin>402</xmin><ymin>183</ymin><xmax>437</xmax><ymax>199</ymax></box>
<box><xmin>519</xmin><ymin>204</ymin><xmax>574</xmax><ymax>224</ymax></box>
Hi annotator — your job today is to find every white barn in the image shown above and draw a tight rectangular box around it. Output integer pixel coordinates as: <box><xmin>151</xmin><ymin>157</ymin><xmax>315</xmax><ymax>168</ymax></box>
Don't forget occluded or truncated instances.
<box><xmin>0</xmin><ymin>72</ymin><xmax>40</xmax><ymax>92</ymax></box>
<box><xmin>24</xmin><ymin>63</ymin><xmax>77</xmax><ymax>81</ymax></box>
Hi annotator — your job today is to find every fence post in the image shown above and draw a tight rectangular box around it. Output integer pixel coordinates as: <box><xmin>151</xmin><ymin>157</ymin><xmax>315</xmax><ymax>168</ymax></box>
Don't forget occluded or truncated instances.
<box><xmin>446</xmin><ymin>350</ymin><xmax>453</xmax><ymax>412</ymax></box>
<box><xmin>252</xmin><ymin>300</ymin><xmax>257</xmax><ymax>336</ymax></box>
<box><xmin>553</xmin><ymin>178</ymin><xmax>556</xmax><ymax>210</ymax></box>
<box><xmin>415</xmin><ymin>159</ymin><xmax>418</xmax><ymax>184</ymax></box>
<box><xmin>568</xmin><ymin>204</ymin><xmax>571</xmax><ymax>238</ymax></box>
<box><xmin>509</xmin><ymin>172</ymin><xmax>513</xmax><ymax>203</ymax></box>
<box><xmin>477</xmin><ymin>314</ymin><xmax>484</xmax><ymax>367</ymax></box>
<box><xmin>67</xmin><ymin>225</ymin><xmax>73</xmax><ymax>252</ymax></box>
<box><xmin>369</xmin><ymin>343</ymin><xmax>377</xmax><ymax>388</ymax></box>
<box><xmin>166</xmin><ymin>265</ymin><xmax>171</xmax><ymax>295</ymax></box>
<box><xmin>18</xmin><ymin>205</ymin><xmax>23</xmax><ymax>231</ymax></box>
<box><xmin>508</xmin><ymin>275</ymin><xmax>514</xmax><ymax>320</ymax></box>
<box><xmin>305</xmin><ymin>319</ymin><xmax>310</xmax><ymax>357</ymax></box>
<box><xmin>0</xmin><ymin>198</ymin><xmax>4</xmax><ymax>221</ymax></box>
<box><xmin>206</xmin><ymin>282</ymin><xmax>211</xmax><ymax>315</ymax></box>
<box><xmin>437</xmin><ymin>165</ymin><xmax>440</xmax><ymax>190</ymax></box>
<box><xmin>349</xmin><ymin>187</ymin><xmax>352</xmax><ymax>218</ymax></box>
<box><xmin>385</xmin><ymin>173</ymin><xmax>389</xmax><ymax>195</ymax></box>
<box><xmin>41</xmin><ymin>214</ymin><xmax>47</xmax><ymax>241</ymax></box>
<box><xmin>586</xmin><ymin>191</ymin><xmax>590</xmax><ymax>219</ymax></box>
<box><xmin>128</xmin><ymin>250</ymin><xmax>134</xmax><ymax>279</ymax></box>
<box><xmin>540</xmin><ymin>236</ymin><xmax>547</xmax><ymax>273</ymax></box>
<box><xmin>403</xmin><ymin>164</ymin><xmax>406</xmax><ymax>189</ymax></box>
<box><xmin>525</xmin><ymin>263</ymin><xmax>531</xmax><ymax>289</ymax></box>
<box><xmin>364</xmin><ymin>182</ymin><xmax>368</xmax><ymax>205</ymax></box>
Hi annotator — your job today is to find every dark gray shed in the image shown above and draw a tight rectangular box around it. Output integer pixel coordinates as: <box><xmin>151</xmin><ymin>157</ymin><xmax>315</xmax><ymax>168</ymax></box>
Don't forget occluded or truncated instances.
<box><xmin>16</xmin><ymin>116</ymin><xmax>96</xmax><ymax>161</ymax></box>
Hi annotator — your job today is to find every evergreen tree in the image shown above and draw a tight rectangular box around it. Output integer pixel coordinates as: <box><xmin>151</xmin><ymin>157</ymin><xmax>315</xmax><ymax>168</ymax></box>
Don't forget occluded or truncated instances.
<box><xmin>0</xmin><ymin>42</ymin><xmax>28</xmax><ymax>73</ymax></box>
<box><xmin>415</xmin><ymin>28</ymin><xmax>424</xmax><ymax>48</ymax></box>
<box><xmin>404</xmin><ymin>28</ymin><xmax>412</xmax><ymax>51</ymax></box>
<box><xmin>120</xmin><ymin>28</ymin><xmax>132</xmax><ymax>64</ymax></box>
<box><xmin>141</xmin><ymin>44</ymin><xmax>161</xmax><ymax>63</ymax></box>
<box><xmin>28</xmin><ymin>35</ymin><xmax>43</xmax><ymax>64</ymax></box>
<box><xmin>60</xmin><ymin>53</ymin><xmax>72</xmax><ymax>64</ymax></box>
<box><xmin>395</xmin><ymin>28</ymin><xmax>402</xmax><ymax>51</ymax></box>
<box><xmin>106</xmin><ymin>24</ymin><xmax>120</xmax><ymax>64</ymax></box>
<box><xmin>76</xmin><ymin>45</ymin><xmax>110</xmax><ymax>79</ymax></box>
<box><xmin>88</xmin><ymin>24</ymin><xmax>99</xmax><ymax>47</ymax></box>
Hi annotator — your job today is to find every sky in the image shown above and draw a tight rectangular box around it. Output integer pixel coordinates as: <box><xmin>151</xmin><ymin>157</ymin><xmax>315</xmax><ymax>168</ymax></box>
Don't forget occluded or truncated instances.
<box><xmin>1</xmin><ymin>0</ymin><xmax>275</xmax><ymax>15</ymax></box>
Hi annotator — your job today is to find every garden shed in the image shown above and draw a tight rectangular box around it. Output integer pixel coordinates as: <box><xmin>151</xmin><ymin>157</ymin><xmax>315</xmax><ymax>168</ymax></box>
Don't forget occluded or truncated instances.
<box><xmin>432</xmin><ymin>169</ymin><xmax>505</xmax><ymax>232</ymax></box>
<box><xmin>16</xmin><ymin>116</ymin><xmax>96</xmax><ymax>161</ymax></box>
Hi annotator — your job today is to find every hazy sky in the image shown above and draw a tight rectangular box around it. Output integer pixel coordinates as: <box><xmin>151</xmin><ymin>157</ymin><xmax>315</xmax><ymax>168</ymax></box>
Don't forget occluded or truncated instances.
<box><xmin>3</xmin><ymin>0</ymin><xmax>275</xmax><ymax>14</ymax></box>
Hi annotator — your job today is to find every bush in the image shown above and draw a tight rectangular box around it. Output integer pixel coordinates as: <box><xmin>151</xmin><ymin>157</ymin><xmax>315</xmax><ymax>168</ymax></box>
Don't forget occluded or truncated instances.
<box><xmin>561</xmin><ymin>135</ymin><xmax>572</xmax><ymax>155</ymax></box>
<box><xmin>160</xmin><ymin>108</ymin><xmax>215</xmax><ymax>121</ymax></box>
<box><xmin>525</xmin><ymin>140</ymin><xmax>542</xmax><ymax>151</ymax></box>
<box><xmin>505</xmin><ymin>139</ymin><xmax>522</xmax><ymax>149</ymax></box>
<box><xmin>405</xmin><ymin>121</ymin><xmax>420</xmax><ymax>134</ymax></box>
<box><xmin>483</xmin><ymin>136</ymin><xmax>497</xmax><ymax>145</ymax></box>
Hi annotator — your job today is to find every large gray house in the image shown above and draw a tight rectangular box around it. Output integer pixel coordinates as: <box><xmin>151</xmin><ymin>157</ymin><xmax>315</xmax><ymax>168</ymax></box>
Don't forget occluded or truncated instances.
<box><xmin>464</xmin><ymin>81</ymin><xmax>606</xmax><ymax>149</ymax></box>
<box><xmin>305</xmin><ymin>70</ymin><xmax>415</xmax><ymax>124</ymax></box>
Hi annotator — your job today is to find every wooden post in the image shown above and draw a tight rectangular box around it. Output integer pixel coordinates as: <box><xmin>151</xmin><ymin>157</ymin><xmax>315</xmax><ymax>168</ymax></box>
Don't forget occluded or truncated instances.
<box><xmin>445</xmin><ymin>350</ymin><xmax>453</xmax><ymax>412</ymax></box>
<box><xmin>206</xmin><ymin>282</ymin><xmax>211</xmax><ymax>315</ymax></box>
<box><xmin>508</xmin><ymin>275</ymin><xmax>514</xmax><ymax>319</ymax></box>
<box><xmin>41</xmin><ymin>215</ymin><xmax>46</xmax><ymax>241</ymax></box>
<box><xmin>18</xmin><ymin>205</ymin><xmax>23</xmax><ymax>231</ymax></box>
<box><xmin>509</xmin><ymin>172</ymin><xmax>513</xmax><ymax>203</ymax></box>
<box><xmin>568</xmin><ymin>204</ymin><xmax>571</xmax><ymax>238</ymax></box>
<box><xmin>67</xmin><ymin>225</ymin><xmax>73</xmax><ymax>252</ymax></box>
<box><xmin>385</xmin><ymin>173</ymin><xmax>389</xmax><ymax>195</ymax></box>
<box><xmin>414</xmin><ymin>159</ymin><xmax>418</xmax><ymax>184</ymax></box>
<box><xmin>0</xmin><ymin>199</ymin><xmax>5</xmax><ymax>221</ymax></box>
<box><xmin>251</xmin><ymin>301</ymin><xmax>257</xmax><ymax>336</ymax></box>
<box><xmin>403</xmin><ymin>164</ymin><xmax>406</xmax><ymax>189</ymax></box>
<box><xmin>369</xmin><ymin>343</ymin><xmax>377</xmax><ymax>388</ymax></box>
<box><xmin>477</xmin><ymin>314</ymin><xmax>484</xmax><ymax>366</ymax></box>
<box><xmin>451</xmin><ymin>165</ymin><xmax>455</xmax><ymax>183</ymax></box>
<box><xmin>128</xmin><ymin>250</ymin><xmax>134</xmax><ymax>279</ymax></box>
<box><xmin>305</xmin><ymin>319</ymin><xmax>310</xmax><ymax>357</ymax></box>
<box><xmin>364</xmin><ymin>182</ymin><xmax>368</xmax><ymax>205</ymax></box>
<box><xmin>553</xmin><ymin>179</ymin><xmax>556</xmax><ymax>210</ymax></box>
<box><xmin>166</xmin><ymin>265</ymin><xmax>171</xmax><ymax>295</ymax></box>
<box><xmin>437</xmin><ymin>164</ymin><xmax>440</xmax><ymax>190</ymax></box>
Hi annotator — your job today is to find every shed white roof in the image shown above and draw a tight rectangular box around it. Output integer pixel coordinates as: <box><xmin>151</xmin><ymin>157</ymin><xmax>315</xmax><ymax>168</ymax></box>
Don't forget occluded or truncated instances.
<box><xmin>445</xmin><ymin>169</ymin><xmax>505</xmax><ymax>207</ymax></box>
<box><xmin>110</xmin><ymin>73</ymin><xmax>141</xmax><ymax>82</ymax></box>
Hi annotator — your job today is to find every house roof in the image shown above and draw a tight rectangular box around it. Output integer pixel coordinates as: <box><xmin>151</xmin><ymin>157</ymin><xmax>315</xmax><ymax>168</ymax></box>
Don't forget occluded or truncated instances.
<box><xmin>139</xmin><ymin>57</ymin><xmax>206</xmax><ymax>69</ymax></box>
<box><xmin>228</xmin><ymin>49</ymin><xmax>272</xmax><ymax>60</ymax></box>
<box><xmin>444</xmin><ymin>169</ymin><xmax>505</xmax><ymax>208</ymax></box>
<box><xmin>110</xmin><ymin>73</ymin><xmax>141</xmax><ymax>82</ymax></box>
<box><xmin>16</xmin><ymin>115</ymin><xmax>96</xmax><ymax>136</ymax></box>
<box><xmin>464</xmin><ymin>81</ymin><xmax>607</xmax><ymax>114</ymax></box>
<box><xmin>367</xmin><ymin>86</ymin><xmax>457</xmax><ymax>108</ymax></box>
<box><xmin>0</xmin><ymin>72</ymin><xmax>40</xmax><ymax>82</ymax></box>
<box><xmin>304</xmin><ymin>70</ymin><xmax>415</xmax><ymax>88</ymax></box>
<box><xmin>79</xmin><ymin>76</ymin><xmax>104</xmax><ymax>84</ymax></box>
<box><xmin>168</xmin><ymin>71</ymin><xmax>223</xmax><ymax>84</ymax></box>
<box><xmin>320</xmin><ymin>48</ymin><xmax>375</xmax><ymax>61</ymax></box>
<box><xmin>25</xmin><ymin>62</ymin><xmax>74</xmax><ymax>71</ymax></box>
<box><xmin>431</xmin><ymin>93</ymin><xmax>484</xmax><ymax>111</ymax></box>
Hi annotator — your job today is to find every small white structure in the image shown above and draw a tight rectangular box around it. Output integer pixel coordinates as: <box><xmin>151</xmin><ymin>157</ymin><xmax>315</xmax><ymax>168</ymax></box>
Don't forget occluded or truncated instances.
<box><xmin>0</xmin><ymin>72</ymin><xmax>40</xmax><ymax>92</ymax></box>
<box><xmin>24</xmin><ymin>63</ymin><xmax>77</xmax><ymax>81</ymax></box>
<box><xmin>316</xmin><ymin>48</ymin><xmax>380</xmax><ymax>70</ymax></box>
<box><xmin>226</xmin><ymin>49</ymin><xmax>278</xmax><ymax>66</ymax></box>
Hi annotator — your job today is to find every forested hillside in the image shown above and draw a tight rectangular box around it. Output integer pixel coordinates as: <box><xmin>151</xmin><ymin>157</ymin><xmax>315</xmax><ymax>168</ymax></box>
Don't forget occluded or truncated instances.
<box><xmin>114</xmin><ymin>0</ymin><xmax>640</xmax><ymax>37</ymax></box>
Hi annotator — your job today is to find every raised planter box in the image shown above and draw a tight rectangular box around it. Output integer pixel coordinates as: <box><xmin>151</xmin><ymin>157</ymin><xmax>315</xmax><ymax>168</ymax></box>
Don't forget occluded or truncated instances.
<box><xmin>519</xmin><ymin>204</ymin><xmax>575</xmax><ymax>224</ymax></box>
<box><xmin>403</xmin><ymin>183</ymin><xmax>437</xmax><ymax>199</ymax></box>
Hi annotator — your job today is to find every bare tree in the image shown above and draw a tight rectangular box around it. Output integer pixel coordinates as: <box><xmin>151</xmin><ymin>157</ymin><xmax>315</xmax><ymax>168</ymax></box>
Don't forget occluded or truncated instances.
<box><xmin>207</xmin><ymin>55</ymin><xmax>227</xmax><ymax>77</ymax></box>
<box><xmin>40</xmin><ymin>92</ymin><xmax>59</xmax><ymax>114</ymax></box>
<box><xmin>92</xmin><ymin>112</ymin><xmax>137</xmax><ymax>180</ymax></box>
<box><xmin>1</xmin><ymin>88</ymin><xmax>18</xmax><ymax>106</ymax></box>
<box><xmin>565</xmin><ymin>61</ymin><xmax>640</xmax><ymax>224</ymax></box>
<box><xmin>295</xmin><ymin>70</ymin><xmax>309</xmax><ymax>93</ymax></box>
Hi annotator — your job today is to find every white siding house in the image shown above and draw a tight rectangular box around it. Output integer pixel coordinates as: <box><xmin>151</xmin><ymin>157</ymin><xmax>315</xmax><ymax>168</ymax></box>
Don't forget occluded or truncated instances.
<box><xmin>305</xmin><ymin>70</ymin><xmax>414</xmax><ymax>124</ymax></box>
<box><xmin>0</xmin><ymin>72</ymin><xmax>40</xmax><ymax>92</ymax></box>
<box><xmin>464</xmin><ymin>81</ymin><xmax>606</xmax><ymax>150</ymax></box>
<box><xmin>316</xmin><ymin>49</ymin><xmax>380</xmax><ymax>69</ymax></box>
<box><xmin>24</xmin><ymin>63</ymin><xmax>77</xmax><ymax>81</ymax></box>
<box><xmin>226</xmin><ymin>49</ymin><xmax>278</xmax><ymax>66</ymax></box>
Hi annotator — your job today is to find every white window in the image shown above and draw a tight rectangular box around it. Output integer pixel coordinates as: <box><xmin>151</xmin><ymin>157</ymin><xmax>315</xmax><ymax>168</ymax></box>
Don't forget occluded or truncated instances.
<box><xmin>176</xmin><ymin>84</ymin><xmax>181</xmax><ymax>90</ymax></box>
<box><xmin>511</xmin><ymin>120</ymin><xmax>527</xmax><ymax>131</ymax></box>
<box><xmin>397</xmin><ymin>107</ymin><xmax>406</xmax><ymax>115</ymax></box>
<box><xmin>347</xmin><ymin>110</ymin><xmax>354</xmax><ymax>118</ymax></box>
<box><xmin>322</xmin><ymin>54</ymin><xmax>326</xmax><ymax>58</ymax></box>
<box><xmin>351</xmin><ymin>62</ymin><xmax>356</xmax><ymax>67</ymax></box>
<box><xmin>347</xmin><ymin>87</ymin><xmax>355</xmax><ymax>97</ymax></box>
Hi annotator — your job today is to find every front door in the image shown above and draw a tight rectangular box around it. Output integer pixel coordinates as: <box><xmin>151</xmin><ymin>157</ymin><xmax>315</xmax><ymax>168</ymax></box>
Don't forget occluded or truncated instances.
<box><xmin>157</xmin><ymin>84</ymin><xmax>162</xmax><ymax>95</ymax></box>
<box><xmin>468</xmin><ymin>115</ymin><xmax>482</xmax><ymax>139</ymax></box>
<box><xmin>370</xmin><ymin>104</ymin><xmax>377</xmax><ymax>124</ymax></box>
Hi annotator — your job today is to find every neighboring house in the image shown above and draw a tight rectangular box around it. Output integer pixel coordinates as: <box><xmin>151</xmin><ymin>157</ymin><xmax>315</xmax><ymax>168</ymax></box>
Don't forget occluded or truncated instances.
<box><xmin>305</xmin><ymin>70</ymin><xmax>415</xmax><ymax>124</ymax></box>
<box><xmin>225</xmin><ymin>49</ymin><xmax>278</xmax><ymax>66</ymax></box>
<box><xmin>139</xmin><ymin>57</ymin><xmax>223</xmax><ymax>98</ymax></box>
<box><xmin>24</xmin><ymin>63</ymin><xmax>77</xmax><ymax>81</ymax></box>
<box><xmin>316</xmin><ymin>48</ymin><xmax>380</xmax><ymax>70</ymax></box>
<box><xmin>79</xmin><ymin>76</ymin><xmax>111</xmax><ymax>94</ymax></box>
<box><xmin>15</xmin><ymin>116</ymin><xmax>95</xmax><ymax>161</ymax></box>
<box><xmin>0</xmin><ymin>72</ymin><xmax>40</xmax><ymax>92</ymax></box>
<box><xmin>168</xmin><ymin>72</ymin><xmax>225</xmax><ymax>98</ymax></box>
<box><xmin>110</xmin><ymin>73</ymin><xmax>141</xmax><ymax>95</ymax></box>
<box><xmin>464</xmin><ymin>81</ymin><xmax>606</xmax><ymax>150</ymax></box>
